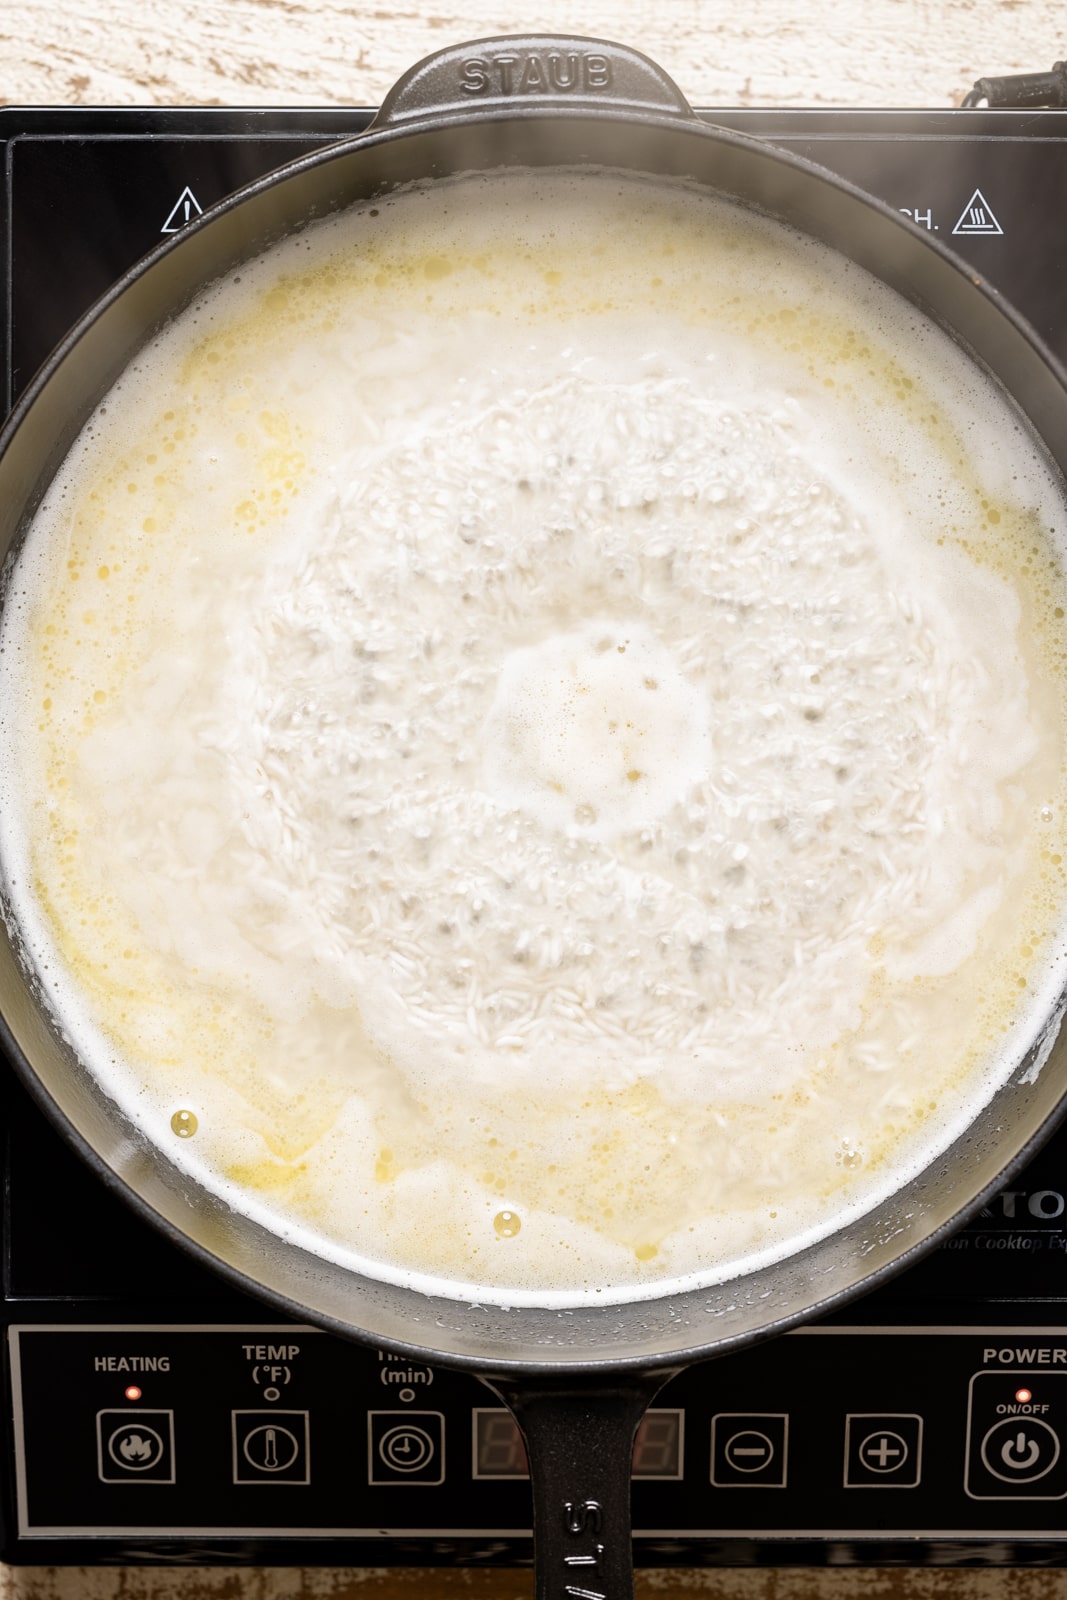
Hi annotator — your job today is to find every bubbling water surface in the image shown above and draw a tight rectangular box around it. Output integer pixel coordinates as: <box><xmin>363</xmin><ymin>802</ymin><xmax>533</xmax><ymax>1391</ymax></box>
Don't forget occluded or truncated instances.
<box><xmin>3</xmin><ymin>170</ymin><xmax>1067</xmax><ymax>1306</ymax></box>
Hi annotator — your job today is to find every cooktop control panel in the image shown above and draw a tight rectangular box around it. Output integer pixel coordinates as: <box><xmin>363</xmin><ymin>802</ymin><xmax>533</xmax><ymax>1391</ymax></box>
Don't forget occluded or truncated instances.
<box><xmin>9</xmin><ymin>1325</ymin><xmax>1067</xmax><ymax>1543</ymax></box>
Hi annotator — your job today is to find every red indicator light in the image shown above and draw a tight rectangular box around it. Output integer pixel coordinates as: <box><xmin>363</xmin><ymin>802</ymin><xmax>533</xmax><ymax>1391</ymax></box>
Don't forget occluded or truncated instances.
<box><xmin>1016</xmin><ymin>1387</ymin><xmax>1033</xmax><ymax>1404</ymax></box>
<box><xmin>125</xmin><ymin>1385</ymin><xmax>142</xmax><ymax>1402</ymax></box>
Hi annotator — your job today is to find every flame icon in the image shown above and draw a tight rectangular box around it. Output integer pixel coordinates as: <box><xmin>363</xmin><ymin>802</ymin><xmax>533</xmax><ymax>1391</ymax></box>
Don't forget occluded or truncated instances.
<box><xmin>102</xmin><ymin>1416</ymin><xmax>169</xmax><ymax>1480</ymax></box>
<box><xmin>119</xmin><ymin>1432</ymin><xmax>155</xmax><ymax>1462</ymax></box>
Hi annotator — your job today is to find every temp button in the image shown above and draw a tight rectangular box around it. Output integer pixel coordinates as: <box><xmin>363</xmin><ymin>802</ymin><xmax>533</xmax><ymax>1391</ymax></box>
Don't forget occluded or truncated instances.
<box><xmin>232</xmin><ymin>1410</ymin><xmax>310</xmax><ymax>1485</ymax></box>
<box><xmin>965</xmin><ymin>1371</ymin><xmax>1067</xmax><ymax>1500</ymax></box>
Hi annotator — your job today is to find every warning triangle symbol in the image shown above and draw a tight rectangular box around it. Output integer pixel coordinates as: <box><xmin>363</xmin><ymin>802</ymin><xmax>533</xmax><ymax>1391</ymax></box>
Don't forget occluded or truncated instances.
<box><xmin>161</xmin><ymin>186</ymin><xmax>203</xmax><ymax>234</ymax></box>
<box><xmin>952</xmin><ymin>187</ymin><xmax>1003</xmax><ymax>236</ymax></box>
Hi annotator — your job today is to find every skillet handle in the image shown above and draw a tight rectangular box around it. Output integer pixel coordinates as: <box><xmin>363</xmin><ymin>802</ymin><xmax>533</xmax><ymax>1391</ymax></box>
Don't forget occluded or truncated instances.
<box><xmin>482</xmin><ymin>1368</ymin><xmax>677</xmax><ymax>1600</ymax></box>
<box><xmin>368</xmin><ymin>36</ymin><xmax>698</xmax><ymax>131</ymax></box>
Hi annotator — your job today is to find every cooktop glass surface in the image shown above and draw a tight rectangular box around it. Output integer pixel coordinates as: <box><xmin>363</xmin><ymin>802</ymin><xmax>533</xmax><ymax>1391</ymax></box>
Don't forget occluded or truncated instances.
<box><xmin>2</xmin><ymin>103</ymin><xmax>1067</xmax><ymax>1317</ymax></box>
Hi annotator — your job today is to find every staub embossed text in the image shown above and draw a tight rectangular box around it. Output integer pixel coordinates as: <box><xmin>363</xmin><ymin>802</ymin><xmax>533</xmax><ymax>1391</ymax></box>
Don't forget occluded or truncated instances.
<box><xmin>459</xmin><ymin>52</ymin><xmax>613</xmax><ymax>97</ymax></box>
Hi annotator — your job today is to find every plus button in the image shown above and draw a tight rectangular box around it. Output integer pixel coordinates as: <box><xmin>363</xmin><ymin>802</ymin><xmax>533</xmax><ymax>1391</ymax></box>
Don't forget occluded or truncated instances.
<box><xmin>865</xmin><ymin>1434</ymin><xmax>902</xmax><ymax>1468</ymax></box>
<box><xmin>845</xmin><ymin>1416</ymin><xmax>922</xmax><ymax>1487</ymax></box>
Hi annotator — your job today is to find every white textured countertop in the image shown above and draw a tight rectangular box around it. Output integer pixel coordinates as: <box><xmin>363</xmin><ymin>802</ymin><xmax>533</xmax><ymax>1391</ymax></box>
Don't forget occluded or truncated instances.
<box><xmin>2</xmin><ymin>1</ymin><xmax>1067</xmax><ymax>1595</ymax></box>
<box><xmin>0</xmin><ymin>0</ymin><xmax>1062</xmax><ymax>110</ymax></box>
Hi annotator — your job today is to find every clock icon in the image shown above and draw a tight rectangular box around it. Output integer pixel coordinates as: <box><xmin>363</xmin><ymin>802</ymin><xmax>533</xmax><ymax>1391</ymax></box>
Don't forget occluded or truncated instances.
<box><xmin>368</xmin><ymin>1411</ymin><xmax>445</xmax><ymax>1484</ymax></box>
<box><xmin>380</xmin><ymin>1423</ymin><xmax>435</xmax><ymax>1472</ymax></box>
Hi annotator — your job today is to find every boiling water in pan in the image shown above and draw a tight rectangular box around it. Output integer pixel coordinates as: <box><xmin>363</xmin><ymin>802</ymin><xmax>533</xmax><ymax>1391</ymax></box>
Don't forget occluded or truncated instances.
<box><xmin>3</xmin><ymin>170</ymin><xmax>1067</xmax><ymax>1307</ymax></box>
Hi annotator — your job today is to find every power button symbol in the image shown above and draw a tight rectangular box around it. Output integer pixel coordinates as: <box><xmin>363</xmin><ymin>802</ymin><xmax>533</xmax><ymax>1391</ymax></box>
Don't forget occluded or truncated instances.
<box><xmin>965</xmin><ymin>1369</ymin><xmax>1067</xmax><ymax>1500</ymax></box>
<box><xmin>1002</xmin><ymin>1432</ymin><xmax>1041</xmax><ymax>1471</ymax></box>
<box><xmin>981</xmin><ymin>1418</ymin><xmax>1060</xmax><ymax>1484</ymax></box>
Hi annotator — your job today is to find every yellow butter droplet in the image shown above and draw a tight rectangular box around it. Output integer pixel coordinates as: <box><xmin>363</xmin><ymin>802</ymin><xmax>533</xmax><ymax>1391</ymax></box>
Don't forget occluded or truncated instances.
<box><xmin>494</xmin><ymin>1210</ymin><xmax>521</xmax><ymax>1238</ymax></box>
<box><xmin>634</xmin><ymin>1242</ymin><xmax>658</xmax><ymax>1262</ymax></box>
<box><xmin>170</xmin><ymin>1108</ymin><xmax>198</xmax><ymax>1138</ymax></box>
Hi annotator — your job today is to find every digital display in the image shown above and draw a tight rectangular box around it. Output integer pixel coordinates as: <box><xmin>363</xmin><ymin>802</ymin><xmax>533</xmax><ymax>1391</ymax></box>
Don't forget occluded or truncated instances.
<box><xmin>632</xmin><ymin>1409</ymin><xmax>684</xmax><ymax>1478</ymax></box>
<box><xmin>474</xmin><ymin>1409</ymin><xmax>529</xmax><ymax>1478</ymax></box>
<box><xmin>473</xmin><ymin>1408</ymin><xmax>683</xmax><ymax>1480</ymax></box>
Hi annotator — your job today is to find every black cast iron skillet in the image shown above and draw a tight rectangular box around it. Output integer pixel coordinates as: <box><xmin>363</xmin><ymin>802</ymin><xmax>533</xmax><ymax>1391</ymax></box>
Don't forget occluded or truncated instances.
<box><xmin>4</xmin><ymin>35</ymin><xmax>1067</xmax><ymax>1596</ymax></box>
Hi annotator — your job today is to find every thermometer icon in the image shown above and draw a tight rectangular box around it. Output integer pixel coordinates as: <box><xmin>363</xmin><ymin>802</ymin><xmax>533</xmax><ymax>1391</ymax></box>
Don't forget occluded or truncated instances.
<box><xmin>241</xmin><ymin>1421</ymin><xmax>301</xmax><ymax>1474</ymax></box>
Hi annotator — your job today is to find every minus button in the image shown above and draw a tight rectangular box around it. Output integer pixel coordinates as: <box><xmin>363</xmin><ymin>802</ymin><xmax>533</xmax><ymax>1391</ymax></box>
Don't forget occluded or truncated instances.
<box><xmin>712</xmin><ymin>1414</ymin><xmax>789</xmax><ymax>1487</ymax></box>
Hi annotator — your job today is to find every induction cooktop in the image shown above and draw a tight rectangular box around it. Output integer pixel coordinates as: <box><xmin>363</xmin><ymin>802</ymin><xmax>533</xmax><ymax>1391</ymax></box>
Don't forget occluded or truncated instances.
<box><xmin>3</xmin><ymin>99</ymin><xmax>1067</xmax><ymax>1570</ymax></box>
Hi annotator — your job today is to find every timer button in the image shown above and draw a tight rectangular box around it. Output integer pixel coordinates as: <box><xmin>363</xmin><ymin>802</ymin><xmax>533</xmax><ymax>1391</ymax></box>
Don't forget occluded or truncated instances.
<box><xmin>368</xmin><ymin>1410</ymin><xmax>445</xmax><ymax>1485</ymax></box>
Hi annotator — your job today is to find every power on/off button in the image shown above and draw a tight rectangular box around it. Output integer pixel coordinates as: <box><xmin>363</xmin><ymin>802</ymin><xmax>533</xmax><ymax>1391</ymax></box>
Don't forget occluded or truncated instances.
<box><xmin>982</xmin><ymin>1417</ymin><xmax>1059</xmax><ymax>1481</ymax></box>
<box><xmin>965</xmin><ymin>1371</ymin><xmax>1067</xmax><ymax>1500</ymax></box>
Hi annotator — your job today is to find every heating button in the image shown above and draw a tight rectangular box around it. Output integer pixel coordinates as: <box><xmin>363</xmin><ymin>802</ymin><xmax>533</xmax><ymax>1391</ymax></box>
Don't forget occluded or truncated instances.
<box><xmin>96</xmin><ymin>1409</ymin><xmax>175</xmax><ymax>1484</ymax></box>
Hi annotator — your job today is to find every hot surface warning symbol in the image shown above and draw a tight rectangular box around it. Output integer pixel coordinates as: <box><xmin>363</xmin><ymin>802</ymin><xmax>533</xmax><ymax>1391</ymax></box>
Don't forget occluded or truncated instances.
<box><xmin>161</xmin><ymin>186</ymin><xmax>203</xmax><ymax>234</ymax></box>
<box><xmin>952</xmin><ymin>188</ymin><xmax>1003</xmax><ymax>236</ymax></box>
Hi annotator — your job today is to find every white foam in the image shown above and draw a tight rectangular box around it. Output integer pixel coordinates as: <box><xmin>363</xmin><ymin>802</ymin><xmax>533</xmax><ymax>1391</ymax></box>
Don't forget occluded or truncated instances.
<box><xmin>483</xmin><ymin>619</ymin><xmax>713</xmax><ymax>840</ymax></box>
<box><xmin>3</xmin><ymin>168</ymin><xmax>1067</xmax><ymax>1306</ymax></box>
